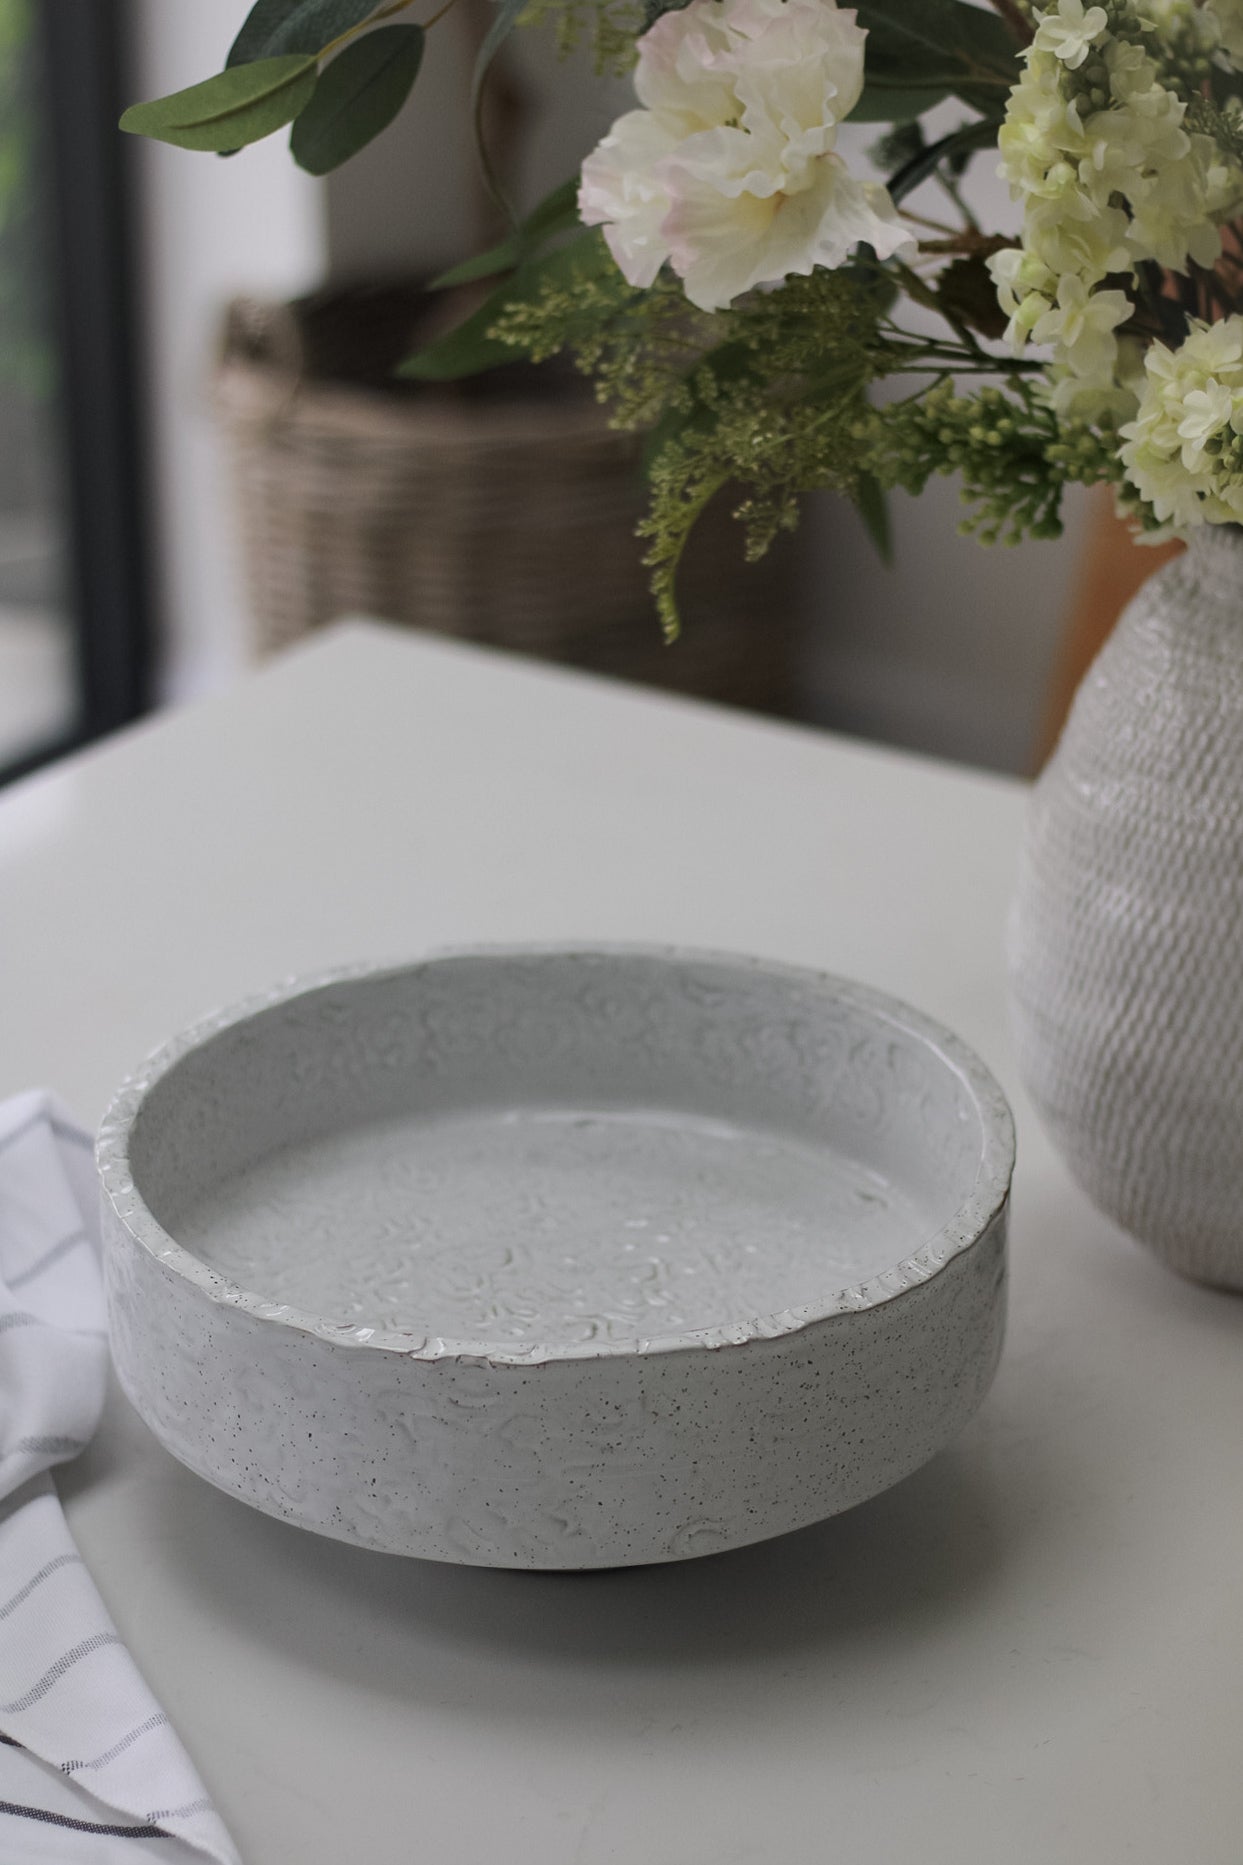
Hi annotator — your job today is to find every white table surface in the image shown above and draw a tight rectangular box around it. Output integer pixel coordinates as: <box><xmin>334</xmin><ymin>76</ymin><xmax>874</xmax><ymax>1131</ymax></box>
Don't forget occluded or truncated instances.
<box><xmin>2</xmin><ymin>621</ymin><xmax>1240</xmax><ymax>1865</ymax></box>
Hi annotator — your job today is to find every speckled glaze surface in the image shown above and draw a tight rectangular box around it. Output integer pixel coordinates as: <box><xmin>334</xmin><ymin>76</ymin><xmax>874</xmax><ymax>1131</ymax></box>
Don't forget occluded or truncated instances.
<box><xmin>98</xmin><ymin>947</ymin><xmax>1014</xmax><ymax>1569</ymax></box>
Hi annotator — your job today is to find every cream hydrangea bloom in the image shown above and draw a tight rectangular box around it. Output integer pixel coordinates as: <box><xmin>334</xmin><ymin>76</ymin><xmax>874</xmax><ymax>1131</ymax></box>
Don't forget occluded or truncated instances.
<box><xmin>1033</xmin><ymin>0</ymin><xmax>1108</xmax><ymax>69</ymax></box>
<box><xmin>999</xmin><ymin>30</ymin><xmax>1242</xmax><ymax>285</ymax></box>
<box><xmin>1047</xmin><ymin>324</ymin><xmax>1145</xmax><ymax>429</ymax></box>
<box><xmin>1120</xmin><ymin>318</ymin><xmax>1243</xmax><ymax>526</ymax></box>
<box><xmin>1150</xmin><ymin>0</ymin><xmax>1243</xmax><ymax>67</ymax></box>
<box><xmin>1030</xmin><ymin>276</ymin><xmax>1131</xmax><ymax>378</ymax></box>
<box><xmin>995</xmin><ymin>56</ymin><xmax>1089</xmax><ymax>200</ymax></box>
<box><xmin>1208</xmin><ymin>0</ymin><xmax>1243</xmax><ymax>68</ymax></box>
<box><xmin>991</xmin><ymin>0</ymin><xmax>1243</xmax><ymax>449</ymax></box>
<box><xmin>578</xmin><ymin>0</ymin><xmax>912</xmax><ymax>313</ymax></box>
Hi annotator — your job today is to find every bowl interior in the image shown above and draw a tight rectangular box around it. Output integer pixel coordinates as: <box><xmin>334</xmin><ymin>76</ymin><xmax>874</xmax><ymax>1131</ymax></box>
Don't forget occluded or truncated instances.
<box><xmin>123</xmin><ymin>951</ymin><xmax>995</xmax><ymax>1351</ymax></box>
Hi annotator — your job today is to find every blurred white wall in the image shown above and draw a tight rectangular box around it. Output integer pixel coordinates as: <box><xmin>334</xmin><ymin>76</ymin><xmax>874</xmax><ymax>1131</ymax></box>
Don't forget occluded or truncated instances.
<box><xmin>133</xmin><ymin>12</ymin><xmax>1081</xmax><ymax>773</ymax></box>
<box><xmin>133</xmin><ymin>0</ymin><xmax>326</xmax><ymax>702</ymax></box>
<box><xmin>798</xmin><ymin>480</ymin><xmax>1086</xmax><ymax>775</ymax></box>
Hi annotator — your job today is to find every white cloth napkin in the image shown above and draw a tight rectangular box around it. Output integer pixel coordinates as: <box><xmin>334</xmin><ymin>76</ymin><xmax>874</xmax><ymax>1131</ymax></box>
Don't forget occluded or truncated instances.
<box><xmin>0</xmin><ymin>1091</ymin><xmax>240</xmax><ymax>1865</ymax></box>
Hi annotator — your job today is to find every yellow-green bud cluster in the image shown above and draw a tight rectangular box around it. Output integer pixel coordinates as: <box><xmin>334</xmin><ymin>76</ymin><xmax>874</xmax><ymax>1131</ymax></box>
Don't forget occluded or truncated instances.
<box><xmin>873</xmin><ymin>379</ymin><xmax>1114</xmax><ymax>546</ymax></box>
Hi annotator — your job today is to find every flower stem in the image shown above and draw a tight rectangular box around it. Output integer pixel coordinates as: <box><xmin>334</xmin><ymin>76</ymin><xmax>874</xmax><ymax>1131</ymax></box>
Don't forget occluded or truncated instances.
<box><xmin>988</xmin><ymin>0</ymin><xmax>1034</xmax><ymax>44</ymax></box>
<box><xmin>318</xmin><ymin>0</ymin><xmax>422</xmax><ymax>60</ymax></box>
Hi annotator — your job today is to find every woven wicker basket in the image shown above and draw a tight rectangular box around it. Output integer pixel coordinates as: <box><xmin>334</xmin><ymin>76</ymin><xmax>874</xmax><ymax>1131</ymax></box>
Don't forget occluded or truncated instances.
<box><xmin>214</xmin><ymin>284</ymin><xmax>797</xmax><ymax>711</ymax></box>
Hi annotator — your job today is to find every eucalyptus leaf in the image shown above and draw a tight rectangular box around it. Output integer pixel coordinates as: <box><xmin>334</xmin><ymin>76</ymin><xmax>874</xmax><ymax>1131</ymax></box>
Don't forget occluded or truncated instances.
<box><xmin>397</xmin><ymin>295</ymin><xmax>518</xmax><ymax>381</ymax></box>
<box><xmin>851</xmin><ymin>83</ymin><xmax>955</xmax><ymax>123</ymax></box>
<box><xmin>869</xmin><ymin>121</ymin><xmax>925</xmax><ymax>173</ymax></box>
<box><xmin>856</xmin><ymin>0</ymin><xmax>1018</xmax><ymax>118</ymax></box>
<box><xmin>886</xmin><ymin>117</ymin><xmax>997</xmax><ymax>204</ymax></box>
<box><xmin>642</xmin><ymin>0</ymin><xmax>694</xmax><ymax>24</ymax></box>
<box><xmin>227</xmin><ymin>0</ymin><xmax>381</xmax><ymax>65</ymax></box>
<box><xmin>120</xmin><ymin>56</ymin><xmax>318</xmax><ymax>152</ymax></box>
<box><xmin>403</xmin><ymin>229</ymin><xmax>614</xmax><ymax>381</ymax></box>
<box><xmin>470</xmin><ymin>0</ymin><xmax>530</xmax><ymax>216</ymax></box>
<box><xmin>855</xmin><ymin>472</ymin><xmax>893</xmax><ymax>566</ymax></box>
<box><xmin>515</xmin><ymin>176</ymin><xmax>583</xmax><ymax>246</ymax></box>
<box><xmin>290</xmin><ymin>24</ymin><xmax>423</xmax><ymax>173</ymax></box>
<box><xmin>857</xmin><ymin>0</ymin><xmax>1017</xmax><ymax>79</ymax></box>
<box><xmin>431</xmin><ymin>244</ymin><xmax>524</xmax><ymax>293</ymax></box>
<box><xmin>431</xmin><ymin>178</ymin><xmax>582</xmax><ymax>290</ymax></box>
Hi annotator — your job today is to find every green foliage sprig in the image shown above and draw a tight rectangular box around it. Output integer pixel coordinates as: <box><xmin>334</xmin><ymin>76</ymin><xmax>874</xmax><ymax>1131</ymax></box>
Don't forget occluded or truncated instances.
<box><xmin>867</xmin><ymin>379</ymin><xmax>1121</xmax><ymax>546</ymax></box>
<box><xmin>118</xmin><ymin>0</ymin><xmax>1044</xmax><ymax>627</ymax></box>
<box><xmin>519</xmin><ymin>0</ymin><xmax>645</xmax><ymax>72</ymax></box>
<box><xmin>491</xmin><ymin>259</ymin><xmax>891</xmax><ymax>631</ymax></box>
<box><xmin>478</xmin><ymin>238</ymin><xmax>1068</xmax><ymax>631</ymax></box>
<box><xmin>122</xmin><ymin>0</ymin><xmax>1238</xmax><ymax>629</ymax></box>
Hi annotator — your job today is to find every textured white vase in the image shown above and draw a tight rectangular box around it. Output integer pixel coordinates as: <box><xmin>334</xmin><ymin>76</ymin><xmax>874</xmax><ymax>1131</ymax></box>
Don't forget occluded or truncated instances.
<box><xmin>1009</xmin><ymin>523</ymin><xmax>1243</xmax><ymax>1290</ymax></box>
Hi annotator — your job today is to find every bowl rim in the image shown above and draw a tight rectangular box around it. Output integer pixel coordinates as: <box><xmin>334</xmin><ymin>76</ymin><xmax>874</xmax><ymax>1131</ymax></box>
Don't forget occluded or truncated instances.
<box><xmin>96</xmin><ymin>943</ymin><xmax>1015</xmax><ymax>1365</ymax></box>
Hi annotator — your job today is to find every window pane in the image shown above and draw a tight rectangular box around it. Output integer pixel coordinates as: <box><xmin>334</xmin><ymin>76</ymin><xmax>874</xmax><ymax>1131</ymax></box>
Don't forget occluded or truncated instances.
<box><xmin>0</xmin><ymin>0</ymin><xmax>74</xmax><ymax>768</ymax></box>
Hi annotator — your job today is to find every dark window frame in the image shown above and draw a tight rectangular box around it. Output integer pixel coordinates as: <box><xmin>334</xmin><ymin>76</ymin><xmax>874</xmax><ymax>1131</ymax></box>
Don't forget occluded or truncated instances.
<box><xmin>0</xmin><ymin>0</ymin><xmax>152</xmax><ymax>787</ymax></box>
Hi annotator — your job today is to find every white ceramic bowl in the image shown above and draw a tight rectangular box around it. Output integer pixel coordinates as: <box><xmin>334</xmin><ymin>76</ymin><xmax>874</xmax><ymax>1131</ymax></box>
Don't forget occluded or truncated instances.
<box><xmin>98</xmin><ymin>946</ymin><xmax>1014</xmax><ymax>1569</ymax></box>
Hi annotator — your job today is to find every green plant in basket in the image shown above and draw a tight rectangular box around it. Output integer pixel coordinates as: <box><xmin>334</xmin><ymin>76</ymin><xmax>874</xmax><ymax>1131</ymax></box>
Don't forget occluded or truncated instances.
<box><xmin>123</xmin><ymin>0</ymin><xmax>1243</xmax><ymax>631</ymax></box>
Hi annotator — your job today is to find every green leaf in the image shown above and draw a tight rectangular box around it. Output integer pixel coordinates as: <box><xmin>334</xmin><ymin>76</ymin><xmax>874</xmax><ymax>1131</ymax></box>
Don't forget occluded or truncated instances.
<box><xmin>855</xmin><ymin>472</ymin><xmax>893</xmax><ymax>565</ymax></box>
<box><xmin>120</xmin><ymin>55</ymin><xmax>318</xmax><ymax>152</ymax></box>
<box><xmin>642</xmin><ymin>0</ymin><xmax>694</xmax><ymax>23</ymax></box>
<box><xmin>858</xmin><ymin>0</ymin><xmax>1018</xmax><ymax>78</ymax></box>
<box><xmin>935</xmin><ymin>250</ymin><xmax>1011</xmax><ymax>340</ymax></box>
<box><xmin>519</xmin><ymin>176</ymin><xmax>582</xmax><ymax>243</ymax></box>
<box><xmin>470</xmin><ymin>0</ymin><xmax>530</xmax><ymax>218</ymax></box>
<box><xmin>431</xmin><ymin>178</ymin><xmax>581</xmax><ymax>289</ymax></box>
<box><xmin>886</xmin><ymin>117</ymin><xmax>997</xmax><ymax>204</ymax></box>
<box><xmin>856</xmin><ymin>0</ymin><xmax>1018</xmax><ymax>118</ymax></box>
<box><xmin>869</xmin><ymin>120</ymin><xmax>925</xmax><ymax>172</ymax></box>
<box><xmin>227</xmin><ymin>0</ymin><xmax>380</xmax><ymax>65</ymax></box>
<box><xmin>852</xmin><ymin>83</ymin><xmax>954</xmax><ymax>124</ymax></box>
<box><xmin>290</xmin><ymin>24</ymin><xmax>423</xmax><ymax>173</ymax></box>
<box><xmin>398</xmin><ymin>294</ymin><xmax>519</xmax><ymax>381</ymax></box>
<box><xmin>402</xmin><ymin>229</ymin><xmax>614</xmax><ymax>381</ymax></box>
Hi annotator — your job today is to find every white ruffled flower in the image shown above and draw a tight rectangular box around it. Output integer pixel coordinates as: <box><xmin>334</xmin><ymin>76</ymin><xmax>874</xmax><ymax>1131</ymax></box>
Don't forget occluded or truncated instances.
<box><xmin>1120</xmin><ymin>318</ymin><xmax>1243</xmax><ymax>527</ymax></box>
<box><xmin>578</xmin><ymin>0</ymin><xmax>913</xmax><ymax>313</ymax></box>
<box><xmin>576</xmin><ymin>109</ymin><xmax>683</xmax><ymax>289</ymax></box>
<box><xmin>1033</xmin><ymin>0</ymin><xmax>1109</xmax><ymax>69</ymax></box>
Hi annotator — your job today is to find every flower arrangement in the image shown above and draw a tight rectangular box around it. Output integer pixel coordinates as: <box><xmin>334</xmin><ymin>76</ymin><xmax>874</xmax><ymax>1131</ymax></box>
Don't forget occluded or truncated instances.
<box><xmin>123</xmin><ymin>0</ymin><xmax>1243</xmax><ymax>630</ymax></box>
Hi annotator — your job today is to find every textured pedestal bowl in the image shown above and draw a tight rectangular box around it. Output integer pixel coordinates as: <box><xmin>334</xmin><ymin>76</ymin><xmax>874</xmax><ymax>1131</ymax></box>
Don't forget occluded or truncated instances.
<box><xmin>98</xmin><ymin>947</ymin><xmax>1014</xmax><ymax>1569</ymax></box>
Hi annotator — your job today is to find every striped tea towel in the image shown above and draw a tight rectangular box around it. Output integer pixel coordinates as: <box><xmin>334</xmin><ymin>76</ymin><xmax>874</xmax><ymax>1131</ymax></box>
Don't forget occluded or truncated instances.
<box><xmin>0</xmin><ymin>1091</ymin><xmax>239</xmax><ymax>1864</ymax></box>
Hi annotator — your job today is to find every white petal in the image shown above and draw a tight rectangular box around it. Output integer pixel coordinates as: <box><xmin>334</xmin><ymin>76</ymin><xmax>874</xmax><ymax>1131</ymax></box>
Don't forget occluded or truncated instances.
<box><xmin>579</xmin><ymin>111</ymin><xmax>681</xmax><ymax>288</ymax></box>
